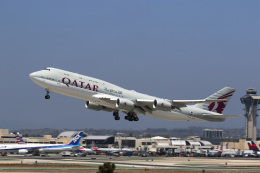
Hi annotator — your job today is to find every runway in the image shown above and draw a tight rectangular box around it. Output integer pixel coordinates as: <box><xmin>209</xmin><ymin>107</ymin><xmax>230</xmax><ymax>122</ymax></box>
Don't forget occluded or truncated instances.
<box><xmin>0</xmin><ymin>155</ymin><xmax>260</xmax><ymax>172</ymax></box>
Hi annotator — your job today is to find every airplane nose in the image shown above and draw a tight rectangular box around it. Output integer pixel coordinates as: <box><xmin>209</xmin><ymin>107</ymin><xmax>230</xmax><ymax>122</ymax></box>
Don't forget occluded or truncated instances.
<box><xmin>29</xmin><ymin>71</ymin><xmax>42</xmax><ymax>80</ymax></box>
<box><xmin>29</xmin><ymin>72</ymin><xmax>37</xmax><ymax>79</ymax></box>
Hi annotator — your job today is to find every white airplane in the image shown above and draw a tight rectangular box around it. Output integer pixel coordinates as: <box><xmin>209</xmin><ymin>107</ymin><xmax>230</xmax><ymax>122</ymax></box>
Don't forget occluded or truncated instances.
<box><xmin>29</xmin><ymin>67</ymin><xmax>239</xmax><ymax>122</ymax></box>
<box><xmin>208</xmin><ymin>143</ymin><xmax>223</xmax><ymax>157</ymax></box>
<box><xmin>78</xmin><ymin>146</ymin><xmax>96</xmax><ymax>154</ymax></box>
<box><xmin>0</xmin><ymin>131</ymin><xmax>83</xmax><ymax>155</ymax></box>
<box><xmin>91</xmin><ymin>141</ymin><xmax>131</xmax><ymax>153</ymax></box>
<box><xmin>249</xmin><ymin>141</ymin><xmax>260</xmax><ymax>157</ymax></box>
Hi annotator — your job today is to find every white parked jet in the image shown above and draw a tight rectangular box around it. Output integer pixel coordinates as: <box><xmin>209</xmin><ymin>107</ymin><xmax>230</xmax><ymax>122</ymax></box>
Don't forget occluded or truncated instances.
<box><xmin>0</xmin><ymin>131</ymin><xmax>83</xmax><ymax>155</ymax></box>
<box><xmin>91</xmin><ymin>141</ymin><xmax>131</xmax><ymax>153</ymax></box>
<box><xmin>29</xmin><ymin>67</ymin><xmax>238</xmax><ymax>122</ymax></box>
<box><xmin>78</xmin><ymin>146</ymin><xmax>96</xmax><ymax>154</ymax></box>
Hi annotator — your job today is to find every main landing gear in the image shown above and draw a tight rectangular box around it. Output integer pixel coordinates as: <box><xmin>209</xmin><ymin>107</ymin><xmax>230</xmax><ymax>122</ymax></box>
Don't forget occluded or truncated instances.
<box><xmin>125</xmin><ymin>112</ymin><xmax>139</xmax><ymax>121</ymax></box>
<box><xmin>113</xmin><ymin>111</ymin><xmax>139</xmax><ymax>121</ymax></box>
<box><xmin>113</xmin><ymin>111</ymin><xmax>120</xmax><ymax>120</ymax></box>
<box><xmin>45</xmin><ymin>89</ymin><xmax>50</xmax><ymax>99</ymax></box>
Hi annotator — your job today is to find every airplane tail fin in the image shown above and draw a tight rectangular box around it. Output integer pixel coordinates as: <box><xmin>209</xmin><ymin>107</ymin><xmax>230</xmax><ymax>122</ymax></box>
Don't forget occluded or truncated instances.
<box><xmin>15</xmin><ymin>133</ymin><xmax>26</xmax><ymax>144</ymax></box>
<box><xmin>91</xmin><ymin>141</ymin><xmax>100</xmax><ymax>150</ymax></box>
<box><xmin>194</xmin><ymin>87</ymin><xmax>235</xmax><ymax>114</ymax></box>
<box><xmin>248</xmin><ymin>142</ymin><xmax>253</xmax><ymax>150</ymax></box>
<box><xmin>251</xmin><ymin>141</ymin><xmax>260</xmax><ymax>152</ymax></box>
<box><xmin>68</xmin><ymin>131</ymin><xmax>84</xmax><ymax>146</ymax></box>
<box><xmin>218</xmin><ymin>142</ymin><xmax>223</xmax><ymax>153</ymax></box>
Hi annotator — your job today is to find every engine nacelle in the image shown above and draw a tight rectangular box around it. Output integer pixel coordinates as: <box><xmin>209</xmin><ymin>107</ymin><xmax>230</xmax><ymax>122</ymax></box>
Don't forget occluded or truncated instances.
<box><xmin>153</xmin><ymin>99</ymin><xmax>173</xmax><ymax>111</ymax></box>
<box><xmin>18</xmin><ymin>149</ymin><xmax>29</xmax><ymax>154</ymax></box>
<box><xmin>116</xmin><ymin>98</ymin><xmax>135</xmax><ymax>110</ymax></box>
<box><xmin>85</xmin><ymin>101</ymin><xmax>113</xmax><ymax>112</ymax></box>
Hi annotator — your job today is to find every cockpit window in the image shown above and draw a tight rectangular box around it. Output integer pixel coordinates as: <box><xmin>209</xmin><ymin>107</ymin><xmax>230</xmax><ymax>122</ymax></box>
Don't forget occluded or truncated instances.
<box><xmin>44</xmin><ymin>68</ymin><xmax>50</xmax><ymax>71</ymax></box>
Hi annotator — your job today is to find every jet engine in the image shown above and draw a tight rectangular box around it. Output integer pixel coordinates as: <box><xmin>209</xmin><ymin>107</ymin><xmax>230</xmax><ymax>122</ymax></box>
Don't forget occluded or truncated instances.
<box><xmin>116</xmin><ymin>98</ymin><xmax>135</xmax><ymax>110</ymax></box>
<box><xmin>153</xmin><ymin>99</ymin><xmax>173</xmax><ymax>111</ymax></box>
<box><xmin>18</xmin><ymin>149</ymin><xmax>29</xmax><ymax>154</ymax></box>
<box><xmin>85</xmin><ymin>101</ymin><xmax>113</xmax><ymax>112</ymax></box>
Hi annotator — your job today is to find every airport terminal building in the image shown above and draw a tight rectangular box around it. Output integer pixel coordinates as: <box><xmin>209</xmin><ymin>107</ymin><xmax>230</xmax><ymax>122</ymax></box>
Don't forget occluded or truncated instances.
<box><xmin>0</xmin><ymin>129</ymin><xmax>259</xmax><ymax>155</ymax></box>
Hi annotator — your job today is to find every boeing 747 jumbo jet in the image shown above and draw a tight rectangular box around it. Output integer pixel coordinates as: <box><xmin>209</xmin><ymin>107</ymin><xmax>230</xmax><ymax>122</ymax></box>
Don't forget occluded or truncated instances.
<box><xmin>30</xmin><ymin>67</ymin><xmax>239</xmax><ymax>122</ymax></box>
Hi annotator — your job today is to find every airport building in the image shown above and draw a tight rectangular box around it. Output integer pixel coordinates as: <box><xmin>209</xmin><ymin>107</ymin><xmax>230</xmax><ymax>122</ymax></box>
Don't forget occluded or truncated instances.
<box><xmin>114</xmin><ymin>136</ymin><xmax>213</xmax><ymax>153</ymax></box>
<box><xmin>203</xmin><ymin>129</ymin><xmax>223</xmax><ymax>138</ymax></box>
<box><xmin>84</xmin><ymin>135</ymin><xmax>115</xmax><ymax>148</ymax></box>
<box><xmin>0</xmin><ymin>129</ymin><xmax>17</xmax><ymax>144</ymax></box>
<box><xmin>0</xmin><ymin>129</ymin><xmax>259</xmax><ymax>153</ymax></box>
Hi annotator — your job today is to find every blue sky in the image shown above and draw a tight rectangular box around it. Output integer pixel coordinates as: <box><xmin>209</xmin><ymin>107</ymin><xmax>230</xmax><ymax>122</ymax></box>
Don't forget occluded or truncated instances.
<box><xmin>0</xmin><ymin>0</ymin><xmax>259</xmax><ymax>130</ymax></box>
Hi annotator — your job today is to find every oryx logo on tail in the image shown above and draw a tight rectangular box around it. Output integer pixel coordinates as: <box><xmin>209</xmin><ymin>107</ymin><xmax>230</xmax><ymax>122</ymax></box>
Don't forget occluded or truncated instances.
<box><xmin>208</xmin><ymin>90</ymin><xmax>235</xmax><ymax>114</ymax></box>
<box><xmin>194</xmin><ymin>87</ymin><xmax>235</xmax><ymax>114</ymax></box>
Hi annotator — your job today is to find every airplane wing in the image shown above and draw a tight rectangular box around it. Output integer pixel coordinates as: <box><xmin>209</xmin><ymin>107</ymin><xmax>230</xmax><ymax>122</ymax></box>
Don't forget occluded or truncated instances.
<box><xmin>92</xmin><ymin>93</ymin><xmax>118</xmax><ymax>102</ymax></box>
<box><xmin>135</xmin><ymin>99</ymin><xmax>227</xmax><ymax>108</ymax></box>
<box><xmin>92</xmin><ymin>93</ymin><xmax>228</xmax><ymax>114</ymax></box>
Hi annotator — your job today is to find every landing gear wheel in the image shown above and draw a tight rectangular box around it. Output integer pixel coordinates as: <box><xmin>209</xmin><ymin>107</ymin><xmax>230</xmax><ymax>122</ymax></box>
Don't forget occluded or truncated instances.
<box><xmin>45</xmin><ymin>89</ymin><xmax>50</xmax><ymax>99</ymax></box>
<box><xmin>113</xmin><ymin>111</ymin><xmax>120</xmax><ymax>120</ymax></box>
<box><xmin>129</xmin><ymin>116</ymin><xmax>134</xmax><ymax>121</ymax></box>
<box><xmin>115</xmin><ymin>116</ymin><xmax>120</xmax><ymax>120</ymax></box>
<box><xmin>113</xmin><ymin>111</ymin><xmax>119</xmax><ymax>117</ymax></box>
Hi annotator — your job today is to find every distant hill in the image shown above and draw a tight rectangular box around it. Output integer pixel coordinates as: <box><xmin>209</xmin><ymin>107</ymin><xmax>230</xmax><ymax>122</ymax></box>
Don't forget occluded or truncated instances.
<box><xmin>12</xmin><ymin>127</ymin><xmax>259</xmax><ymax>139</ymax></box>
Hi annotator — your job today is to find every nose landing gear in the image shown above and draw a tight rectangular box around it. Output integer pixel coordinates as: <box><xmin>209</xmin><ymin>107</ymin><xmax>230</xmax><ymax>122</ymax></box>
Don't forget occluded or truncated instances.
<box><xmin>45</xmin><ymin>89</ymin><xmax>50</xmax><ymax>99</ymax></box>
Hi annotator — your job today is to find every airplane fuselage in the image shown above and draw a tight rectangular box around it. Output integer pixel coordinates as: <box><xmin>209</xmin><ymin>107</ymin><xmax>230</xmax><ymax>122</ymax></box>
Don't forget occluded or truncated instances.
<box><xmin>0</xmin><ymin>143</ymin><xmax>77</xmax><ymax>154</ymax></box>
<box><xmin>29</xmin><ymin>67</ymin><xmax>233</xmax><ymax>122</ymax></box>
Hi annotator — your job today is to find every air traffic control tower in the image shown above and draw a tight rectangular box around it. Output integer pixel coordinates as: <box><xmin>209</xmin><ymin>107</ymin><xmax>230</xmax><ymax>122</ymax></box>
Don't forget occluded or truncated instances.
<box><xmin>240</xmin><ymin>88</ymin><xmax>260</xmax><ymax>141</ymax></box>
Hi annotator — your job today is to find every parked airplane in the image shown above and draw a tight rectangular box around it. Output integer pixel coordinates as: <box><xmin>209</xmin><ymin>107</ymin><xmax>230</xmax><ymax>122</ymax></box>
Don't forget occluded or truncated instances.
<box><xmin>251</xmin><ymin>141</ymin><xmax>260</xmax><ymax>152</ymax></box>
<box><xmin>243</xmin><ymin>143</ymin><xmax>255</xmax><ymax>157</ymax></box>
<box><xmin>208</xmin><ymin>142</ymin><xmax>223</xmax><ymax>157</ymax></box>
<box><xmin>29</xmin><ymin>67</ymin><xmax>239</xmax><ymax>122</ymax></box>
<box><xmin>14</xmin><ymin>132</ymin><xmax>92</xmax><ymax>155</ymax></box>
<box><xmin>91</xmin><ymin>141</ymin><xmax>131</xmax><ymax>153</ymax></box>
<box><xmin>0</xmin><ymin>131</ymin><xmax>83</xmax><ymax>155</ymax></box>
<box><xmin>14</xmin><ymin>133</ymin><xmax>26</xmax><ymax>144</ymax></box>
<box><xmin>78</xmin><ymin>146</ymin><xmax>96</xmax><ymax>154</ymax></box>
<box><xmin>245</xmin><ymin>141</ymin><xmax>260</xmax><ymax>157</ymax></box>
<box><xmin>248</xmin><ymin>142</ymin><xmax>253</xmax><ymax>150</ymax></box>
<box><xmin>251</xmin><ymin>141</ymin><xmax>260</xmax><ymax>156</ymax></box>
